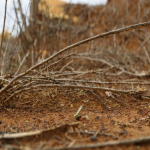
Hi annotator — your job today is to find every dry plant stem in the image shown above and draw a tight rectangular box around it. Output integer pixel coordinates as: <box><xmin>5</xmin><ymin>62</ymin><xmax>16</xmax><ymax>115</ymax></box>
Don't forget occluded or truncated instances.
<box><xmin>53</xmin><ymin>70</ymin><xmax>148</xmax><ymax>78</ymax></box>
<box><xmin>14</xmin><ymin>51</ymin><xmax>29</xmax><ymax>75</ymax></box>
<box><xmin>30</xmin><ymin>53</ymin><xmax>76</xmax><ymax>83</ymax></box>
<box><xmin>143</xmin><ymin>47</ymin><xmax>150</xmax><ymax>63</ymax></box>
<box><xmin>69</xmin><ymin>130</ymin><xmax>113</xmax><ymax>137</ymax></box>
<box><xmin>1</xmin><ymin>145</ymin><xmax>20</xmax><ymax>150</ymax></box>
<box><xmin>21</xmin><ymin>77</ymin><xmax>150</xmax><ymax>85</ymax></box>
<box><xmin>1</xmin><ymin>21</ymin><xmax>150</xmax><ymax>101</ymax></box>
<box><xmin>71</xmin><ymin>68</ymin><xmax>108</xmax><ymax>80</ymax></box>
<box><xmin>0</xmin><ymin>0</ymin><xmax>7</xmax><ymax>106</ymax></box>
<box><xmin>0</xmin><ymin>0</ymin><xmax>7</xmax><ymax>63</ymax></box>
<box><xmin>72</xmin><ymin>56</ymin><xmax>150</xmax><ymax>77</ymax></box>
<box><xmin>13</xmin><ymin>1</ymin><xmax>22</xmax><ymax>33</ymax></box>
<box><xmin>137</xmin><ymin>34</ymin><xmax>150</xmax><ymax>51</ymax></box>
<box><xmin>90</xmin><ymin>90</ymin><xmax>110</xmax><ymax>111</ymax></box>
<box><xmin>72</xmin><ymin>56</ymin><xmax>114</xmax><ymax>67</ymax></box>
<box><xmin>41</xmin><ymin>53</ymin><xmax>76</xmax><ymax>73</ymax></box>
<box><xmin>18</xmin><ymin>0</ymin><xmax>26</xmax><ymax>28</ymax></box>
<box><xmin>54</xmin><ymin>79</ymin><xmax>150</xmax><ymax>85</ymax></box>
<box><xmin>45</xmin><ymin>136</ymin><xmax>150</xmax><ymax>150</ymax></box>
<box><xmin>59</xmin><ymin>60</ymin><xmax>73</xmax><ymax>72</ymax></box>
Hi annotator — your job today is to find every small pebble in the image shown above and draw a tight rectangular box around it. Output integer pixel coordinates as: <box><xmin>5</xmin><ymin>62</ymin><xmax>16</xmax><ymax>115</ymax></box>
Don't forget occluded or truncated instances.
<box><xmin>91</xmin><ymin>135</ymin><xmax>97</xmax><ymax>141</ymax></box>
<box><xmin>60</xmin><ymin>104</ymin><xmax>64</xmax><ymax>107</ymax></box>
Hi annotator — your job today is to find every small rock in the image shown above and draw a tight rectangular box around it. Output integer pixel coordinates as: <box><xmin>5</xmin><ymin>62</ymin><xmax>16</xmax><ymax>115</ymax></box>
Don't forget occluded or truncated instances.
<box><xmin>120</xmin><ymin>130</ymin><xmax>125</xmax><ymax>135</ymax></box>
<box><xmin>91</xmin><ymin>135</ymin><xmax>97</xmax><ymax>141</ymax></box>
<box><xmin>70</xmin><ymin>104</ymin><xmax>73</xmax><ymax>108</ymax></box>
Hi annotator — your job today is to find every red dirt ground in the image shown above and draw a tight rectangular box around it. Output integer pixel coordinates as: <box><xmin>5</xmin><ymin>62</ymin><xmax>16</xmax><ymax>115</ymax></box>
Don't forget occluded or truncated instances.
<box><xmin>1</xmin><ymin>87</ymin><xmax>150</xmax><ymax>149</ymax></box>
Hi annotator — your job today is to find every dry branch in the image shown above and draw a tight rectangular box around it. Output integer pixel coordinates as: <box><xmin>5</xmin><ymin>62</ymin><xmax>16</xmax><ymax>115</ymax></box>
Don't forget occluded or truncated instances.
<box><xmin>0</xmin><ymin>122</ymin><xmax>80</xmax><ymax>139</ymax></box>
<box><xmin>45</xmin><ymin>136</ymin><xmax>150</xmax><ymax>150</ymax></box>
<box><xmin>90</xmin><ymin>90</ymin><xmax>110</xmax><ymax>110</ymax></box>
<box><xmin>0</xmin><ymin>0</ymin><xmax>8</xmax><ymax>61</ymax></box>
<box><xmin>1</xmin><ymin>21</ymin><xmax>150</xmax><ymax>105</ymax></box>
<box><xmin>14</xmin><ymin>51</ymin><xmax>29</xmax><ymax>75</ymax></box>
<box><xmin>72</xmin><ymin>56</ymin><xmax>150</xmax><ymax>77</ymax></box>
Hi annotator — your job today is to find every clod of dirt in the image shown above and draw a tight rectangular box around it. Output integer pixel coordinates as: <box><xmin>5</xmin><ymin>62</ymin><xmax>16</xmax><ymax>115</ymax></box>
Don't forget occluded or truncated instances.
<box><xmin>76</xmin><ymin>116</ymin><xmax>81</xmax><ymax>121</ymax></box>
<box><xmin>95</xmin><ymin>116</ymin><xmax>100</xmax><ymax>121</ymax></box>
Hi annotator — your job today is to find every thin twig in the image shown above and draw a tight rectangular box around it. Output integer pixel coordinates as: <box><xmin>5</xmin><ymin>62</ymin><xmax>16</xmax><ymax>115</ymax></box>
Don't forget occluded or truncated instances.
<box><xmin>44</xmin><ymin>135</ymin><xmax>150</xmax><ymax>150</ymax></box>
<box><xmin>59</xmin><ymin>60</ymin><xmax>73</xmax><ymax>72</ymax></box>
<box><xmin>52</xmin><ymin>79</ymin><xmax>150</xmax><ymax>85</ymax></box>
<box><xmin>41</xmin><ymin>53</ymin><xmax>76</xmax><ymax>73</ymax></box>
<box><xmin>0</xmin><ymin>0</ymin><xmax>8</xmax><ymax>74</ymax></box>
<box><xmin>14</xmin><ymin>51</ymin><xmax>29</xmax><ymax>75</ymax></box>
<box><xmin>143</xmin><ymin>47</ymin><xmax>150</xmax><ymax>64</ymax></box>
<box><xmin>137</xmin><ymin>34</ymin><xmax>150</xmax><ymax>51</ymax></box>
<box><xmin>18</xmin><ymin>0</ymin><xmax>27</xmax><ymax>28</ymax></box>
<box><xmin>68</xmin><ymin>130</ymin><xmax>113</xmax><ymax>137</ymax></box>
<box><xmin>90</xmin><ymin>90</ymin><xmax>110</xmax><ymax>111</ymax></box>
<box><xmin>71</xmin><ymin>56</ymin><xmax>150</xmax><ymax>77</ymax></box>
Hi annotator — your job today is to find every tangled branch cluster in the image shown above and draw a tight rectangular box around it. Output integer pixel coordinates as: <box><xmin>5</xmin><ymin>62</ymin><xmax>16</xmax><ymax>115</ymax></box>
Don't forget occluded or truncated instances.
<box><xmin>1</xmin><ymin>0</ymin><xmax>150</xmax><ymax>108</ymax></box>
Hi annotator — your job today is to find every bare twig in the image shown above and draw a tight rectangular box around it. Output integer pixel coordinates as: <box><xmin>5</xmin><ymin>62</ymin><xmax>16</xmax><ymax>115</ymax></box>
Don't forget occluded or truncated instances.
<box><xmin>52</xmin><ymin>79</ymin><xmax>150</xmax><ymax>85</ymax></box>
<box><xmin>44</xmin><ymin>135</ymin><xmax>150</xmax><ymax>150</ymax></box>
<box><xmin>143</xmin><ymin>47</ymin><xmax>150</xmax><ymax>64</ymax></box>
<box><xmin>59</xmin><ymin>60</ymin><xmax>73</xmax><ymax>72</ymax></box>
<box><xmin>90</xmin><ymin>90</ymin><xmax>110</xmax><ymax>111</ymax></box>
<box><xmin>137</xmin><ymin>34</ymin><xmax>150</xmax><ymax>51</ymax></box>
<box><xmin>0</xmin><ymin>122</ymin><xmax>80</xmax><ymax>139</ymax></box>
<box><xmin>71</xmin><ymin>56</ymin><xmax>114</xmax><ymax>67</ymax></box>
<box><xmin>71</xmin><ymin>56</ymin><xmax>150</xmax><ymax>77</ymax></box>
<box><xmin>14</xmin><ymin>51</ymin><xmax>29</xmax><ymax>75</ymax></box>
<box><xmin>18</xmin><ymin>0</ymin><xmax>27</xmax><ymax>28</ymax></box>
<box><xmin>0</xmin><ymin>0</ymin><xmax>8</xmax><ymax>75</ymax></box>
<box><xmin>68</xmin><ymin>130</ymin><xmax>113</xmax><ymax>137</ymax></box>
<box><xmin>41</xmin><ymin>53</ymin><xmax>76</xmax><ymax>73</ymax></box>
